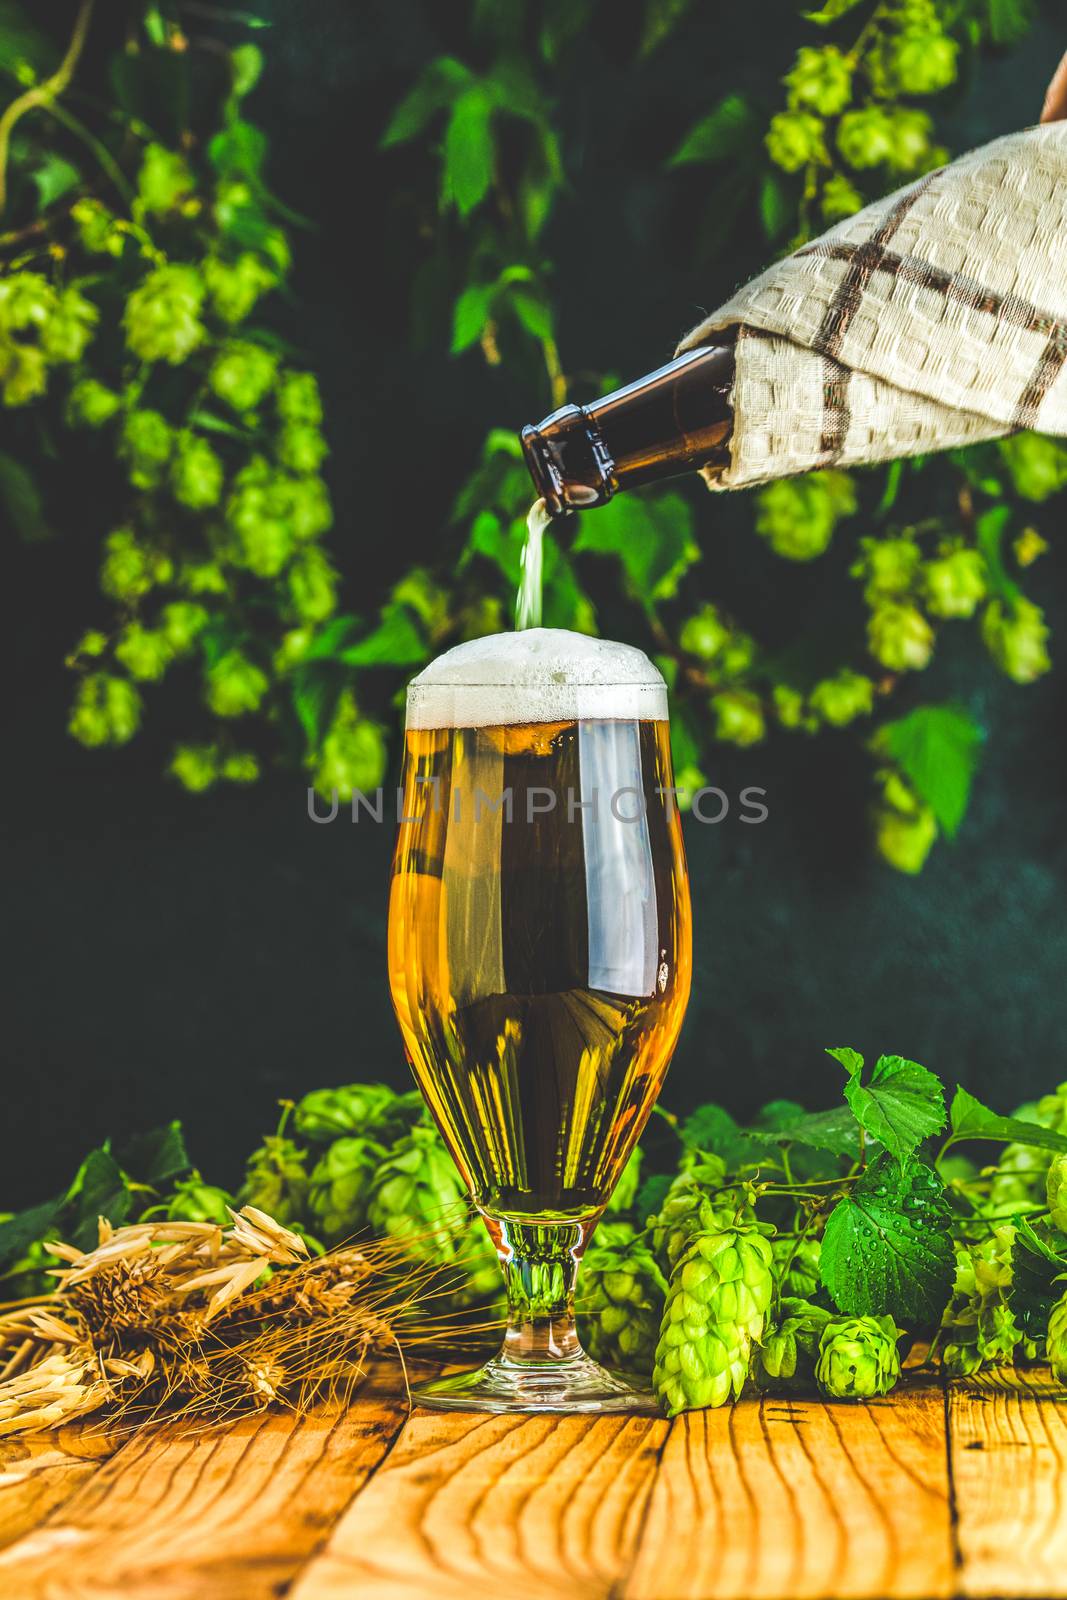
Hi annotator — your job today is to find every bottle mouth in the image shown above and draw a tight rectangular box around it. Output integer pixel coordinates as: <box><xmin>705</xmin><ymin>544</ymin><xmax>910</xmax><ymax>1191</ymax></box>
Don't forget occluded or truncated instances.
<box><xmin>520</xmin><ymin>405</ymin><xmax>616</xmax><ymax>516</ymax></box>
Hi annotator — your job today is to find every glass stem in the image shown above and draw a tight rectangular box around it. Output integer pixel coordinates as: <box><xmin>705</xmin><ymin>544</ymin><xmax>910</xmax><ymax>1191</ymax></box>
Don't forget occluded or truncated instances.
<box><xmin>490</xmin><ymin>1219</ymin><xmax>591</xmax><ymax>1365</ymax></box>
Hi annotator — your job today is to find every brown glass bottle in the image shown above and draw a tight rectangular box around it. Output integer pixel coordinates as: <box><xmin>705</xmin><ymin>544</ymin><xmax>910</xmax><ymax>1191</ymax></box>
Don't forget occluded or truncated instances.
<box><xmin>520</xmin><ymin>341</ymin><xmax>735</xmax><ymax>515</ymax></box>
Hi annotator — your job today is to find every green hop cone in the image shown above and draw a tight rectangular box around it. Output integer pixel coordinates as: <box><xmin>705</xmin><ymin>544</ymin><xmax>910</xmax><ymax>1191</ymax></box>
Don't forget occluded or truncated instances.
<box><xmin>837</xmin><ymin>107</ymin><xmax>894</xmax><ymax>170</ymax></box>
<box><xmin>923</xmin><ymin>547</ymin><xmax>986</xmax><ymax>619</ymax></box>
<box><xmin>755</xmin><ymin>1297</ymin><xmax>832</xmax><ymax>1390</ymax></box>
<box><xmin>366</xmin><ymin>1124</ymin><xmax>498</xmax><ymax>1304</ymax></box>
<box><xmin>998</xmin><ymin>433</ymin><xmax>1067</xmax><ymax>502</ymax></box>
<box><xmin>205</xmin><ymin>650</ymin><xmax>269</xmax><ymax>718</ymax></box>
<box><xmin>238</xmin><ymin>1135</ymin><xmax>310</xmax><ymax>1227</ymax></box>
<box><xmin>308</xmin><ymin>1136</ymin><xmax>388</xmax><ymax>1242</ymax></box>
<box><xmin>815</xmin><ymin>1315</ymin><xmax>901</xmax><ymax>1399</ymax></box>
<box><xmin>137</xmin><ymin>143</ymin><xmax>195</xmax><ymax>215</ymax></box>
<box><xmin>885</xmin><ymin>108</ymin><xmax>934</xmax><ymax>175</ymax></box>
<box><xmin>1047</xmin><ymin>1291</ymin><xmax>1067</xmax><ymax>1383</ymax></box>
<box><xmin>124</xmin><ymin>265</ymin><xmax>205</xmax><ymax>365</ymax></box>
<box><xmin>71</xmin><ymin>197</ymin><xmax>122</xmax><ymax>256</ymax></box>
<box><xmin>765</xmin><ymin>111</ymin><xmax>827</xmax><ymax>174</ymax></box>
<box><xmin>288</xmin><ymin>547</ymin><xmax>339</xmax><ymax>622</ymax></box>
<box><xmin>809</xmin><ymin>670</ymin><xmax>873</xmax><ymax>729</ymax></box>
<box><xmin>883</xmin><ymin>29</ymin><xmax>958</xmax><ymax>95</ymax></box>
<box><xmin>170</xmin><ymin>744</ymin><xmax>219</xmax><ymax>792</ymax></box>
<box><xmin>100</xmin><ymin>529</ymin><xmax>171</xmax><ymax>602</ymax></box>
<box><xmin>276</xmin><ymin>370</ymin><xmax>324</xmax><ymax>426</ymax></box>
<box><xmin>820</xmin><ymin>173</ymin><xmax>863</xmax><ymax>222</ymax></box>
<box><xmin>679</xmin><ymin>603</ymin><xmax>731</xmax><ymax>663</ymax></box>
<box><xmin>648</xmin><ymin>1154</ymin><xmax>731</xmax><ymax>1271</ymax></box>
<box><xmin>210</xmin><ymin>340</ymin><xmax>278</xmax><ymax>414</ymax></box>
<box><xmin>312</xmin><ymin>693</ymin><xmax>387</xmax><ymax>798</ymax></box>
<box><xmin>164</xmin><ymin>1172</ymin><xmax>234</xmax><ymax>1225</ymax></box>
<box><xmin>867</xmin><ymin>603</ymin><xmax>934</xmax><ymax>672</ymax></box>
<box><xmin>711</xmin><ymin>689</ymin><xmax>765</xmax><ymax>748</ymax></box>
<box><xmin>939</xmin><ymin>1227</ymin><xmax>1022</xmax><ymax>1374</ymax></box>
<box><xmin>276</xmin><ymin>423</ymin><xmax>329</xmax><ymax>475</ymax></box>
<box><xmin>855</xmin><ymin>536</ymin><xmax>921</xmax><ymax>602</ymax></box>
<box><xmin>579</xmin><ymin>1238</ymin><xmax>668</xmax><ymax>1376</ymax></box>
<box><xmin>171</xmin><ymin>435</ymin><xmax>224</xmax><ymax>510</ymax></box>
<box><xmin>294</xmin><ymin>1083</ymin><xmax>424</xmax><ymax>1146</ymax></box>
<box><xmin>67</xmin><ymin>378</ymin><xmax>121</xmax><ymax>429</ymax></box>
<box><xmin>0</xmin><ymin>340</ymin><xmax>47</xmax><ymax>406</ymax></box>
<box><xmin>755</xmin><ymin>472</ymin><xmax>855</xmax><ymax>561</ymax></box>
<box><xmin>653</xmin><ymin>1226</ymin><xmax>775</xmax><ymax>1416</ymax></box>
<box><xmin>1048</xmin><ymin>1154</ymin><xmax>1067</xmax><ymax>1235</ymax></box>
<box><xmin>41</xmin><ymin>286</ymin><xmax>97</xmax><ymax>364</ymax></box>
<box><xmin>68</xmin><ymin>673</ymin><xmax>142</xmax><ymax>748</ymax></box>
<box><xmin>204</xmin><ymin>253</ymin><xmax>277</xmax><ymax>324</ymax></box>
<box><xmin>784</xmin><ymin>46</ymin><xmax>853</xmax><ymax>116</ymax></box>
<box><xmin>114</xmin><ymin>623</ymin><xmax>173</xmax><ymax>683</ymax></box>
<box><xmin>122</xmin><ymin>409</ymin><xmax>173</xmax><ymax>490</ymax></box>
<box><xmin>873</xmin><ymin>768</ymin><xmax>938</xmax><ymax>874</ymax></box>
<box><xmin>982</xmin><ymin>598</ymin><xmax>1051</xmax><ymax>685</ymax></box>
<box><xmin>160</xmin><ymin>602</ymin><xmax>209</xmax><ymax>654</ymax></box>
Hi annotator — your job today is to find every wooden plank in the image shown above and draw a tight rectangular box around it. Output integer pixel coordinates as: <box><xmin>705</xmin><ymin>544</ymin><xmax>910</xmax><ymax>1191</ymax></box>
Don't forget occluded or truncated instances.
<box><xmin>951</xmin><ymin>1365</ymin><xmax>1067</xmax><ymax>1598</ymax></box>
<box><xmin>0</xmin><ymin>1367</ymin><xmax>408</xmax><ymax>1600</ymax></box>
<box><xmin>624</xmin><ymin>1378</ymin><xmax>954</xmax><ymax>1600</ymax></box>
<box><xmin>291</xmin><ymin>1407</ymin><xmax>668</xmax><ymax>1600</ymax></box>
<box><xmin>0</xmin><ymin>1420</ymin><xmax>116</xmax><ymax>1552</ymax></box>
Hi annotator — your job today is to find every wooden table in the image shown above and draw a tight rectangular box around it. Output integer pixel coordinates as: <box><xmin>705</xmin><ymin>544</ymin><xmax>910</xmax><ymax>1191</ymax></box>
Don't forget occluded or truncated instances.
<box><xmin>1</xmin><ymin>1361</ymin><xmax>1064</xmax><ymax>1599</ymax></box>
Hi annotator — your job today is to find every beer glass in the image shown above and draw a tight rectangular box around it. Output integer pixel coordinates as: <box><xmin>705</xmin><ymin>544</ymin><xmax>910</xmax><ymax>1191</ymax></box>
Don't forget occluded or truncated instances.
<box><xmin>388</xmin><ymin>628</ymin><xmax>691</xmax><ymax>1412</ymax></box>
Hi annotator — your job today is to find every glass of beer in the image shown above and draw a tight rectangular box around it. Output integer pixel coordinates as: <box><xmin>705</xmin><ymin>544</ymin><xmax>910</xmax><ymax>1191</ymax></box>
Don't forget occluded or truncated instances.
<box><xmin>388</xmin><ymin>628</ymin><xmax>691</xmax><ymax>1412</ymax></box>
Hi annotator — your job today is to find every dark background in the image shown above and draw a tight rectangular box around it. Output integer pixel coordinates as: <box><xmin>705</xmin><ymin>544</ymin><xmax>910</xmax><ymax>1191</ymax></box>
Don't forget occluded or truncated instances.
<box><xmin>5</xmin><ymin>2</ymin><xmax>1066</xmax><ymax>1199</ymax></box>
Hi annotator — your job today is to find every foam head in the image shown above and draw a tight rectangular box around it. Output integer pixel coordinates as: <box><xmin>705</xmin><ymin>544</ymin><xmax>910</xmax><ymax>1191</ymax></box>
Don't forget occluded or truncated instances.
<box><xmin>406</xmin><ymin>628</ymin><xmax>668</xmax><ymax>729</ymax></box>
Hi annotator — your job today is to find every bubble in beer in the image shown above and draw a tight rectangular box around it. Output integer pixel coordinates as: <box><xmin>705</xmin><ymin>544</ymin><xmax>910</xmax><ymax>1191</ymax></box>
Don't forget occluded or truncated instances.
<box><xmin>406</xmin><ymin>626</ymin><xmax>668</xmax><ymax>729</ymax></box>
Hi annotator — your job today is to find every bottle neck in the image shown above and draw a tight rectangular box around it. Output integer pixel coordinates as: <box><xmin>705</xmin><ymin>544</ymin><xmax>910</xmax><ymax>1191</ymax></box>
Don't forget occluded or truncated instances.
<box><xmin>520</xmin><ymin>342</ymin><xmax>735</xmax><ymax>515</ymax></box>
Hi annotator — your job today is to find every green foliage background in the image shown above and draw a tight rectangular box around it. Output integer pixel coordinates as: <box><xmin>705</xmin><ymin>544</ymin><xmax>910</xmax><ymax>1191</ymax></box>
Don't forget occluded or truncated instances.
<box><xmin>1</xmin><ymin>0</ymin><xmax>1065</xmax><ymax>875</ymax></box>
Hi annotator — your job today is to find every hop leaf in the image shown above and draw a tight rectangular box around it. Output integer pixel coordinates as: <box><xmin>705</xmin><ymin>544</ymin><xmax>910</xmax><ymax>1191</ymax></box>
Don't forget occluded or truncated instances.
<box><xmin>829</xmin><ymin>1047</ymin><xmax>946</xmax><ymax>1161</ymax></box>
<box><xmin>820</xmin><ymin>1153</ymin><xmax>954</xmax><ymax>1322</ymax></box>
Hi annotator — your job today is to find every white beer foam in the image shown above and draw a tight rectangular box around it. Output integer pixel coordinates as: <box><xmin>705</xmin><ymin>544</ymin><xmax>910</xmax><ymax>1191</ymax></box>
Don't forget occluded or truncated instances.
<box><xmin>406</xmin><ymin>628</ymin><xmax>668</xmax><ymax>728</ymax></box>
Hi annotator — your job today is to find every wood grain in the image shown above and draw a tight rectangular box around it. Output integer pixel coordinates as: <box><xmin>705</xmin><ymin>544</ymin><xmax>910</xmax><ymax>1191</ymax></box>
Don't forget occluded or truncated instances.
<box><xmin>951</xmin><ymin>1365</ymin><xmax>1067</xmax><ymax>1598</ymax></box>
<box><xmin>291</xmin><ymin>1406</ymin><xmax>668</xmax><ymax>1600</ymax></box>
<box><xmin>0</xmin><ymin>1369</ymin><xmax>408</xmax><ymax>1600</ymax></box>
<box><xmin>0</xmin><ymin>1421</ymin><xmax>116</xmax><ymax>1553</ymax></box>
<box><xmin>624</xmin><ymin>1378</ymin><xmax>954</xmax><ymax>1600</ymax></box>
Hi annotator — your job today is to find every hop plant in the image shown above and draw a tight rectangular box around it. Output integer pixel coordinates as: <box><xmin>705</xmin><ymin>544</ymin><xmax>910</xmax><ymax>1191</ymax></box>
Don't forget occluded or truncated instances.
<box><xmin>784</xmin><ymin>46</ymin><xmax>853</xmax><ymax>116</ymax></box>
<box><xmin>755</xmin><ymin>472</ymin><xmax>855</xmax><ymax>561</ymax></box>
<box><xmin>773</xmin><ymin>1235</ymin><xmax>822</xmax><ymax>1300</ymax></box>
<box><xmin>653</xmin><ymin>1226</ymin><xmax>775</xmax><ymax>1415</ymax></box>
<box><xmin>293</xmin><ymin>1083</ymin><xmax>424</xmax><ymax>1146</ymax></box>
<box><xmin>648</xmin><ymin>1154</ymin><xmax>733</xmax><ymax>1271</ymax></box>
<box><xmin>867</xmin><ymin>603</ymin><xmax>934</xmax><ymax>672</ymax></box>
<box><xmin>163</xmin><ymin>1172</ymin><xmax>234</xmax><ymax>1224</ymax></box>
<box><xmin>939</xmin><ymin>1226</ymin><xmax>1022</xmax><ymax>1374</ymax></box>
<box><xmin>124</xmin><ymin>265</ymin><xmax>206</xmax><ymax>365</ymax></box>
<box><xmin>238</xmin><ymin>1135</ymin><xmax>310</xmax><ymax>1226</ymax></box>
<box><xmin>755</xmin><ymin>1297</ymin><xmax>832</xmax><ymax>1390</ymax></box>
<box><xmin>1048</xmin><ymin>1153</ymin><xmax>1067</xmax><ymax>1234</ymax></box>
<box><xmin>922</xmin><ymin>547</ymin><xmax>986</xmax><ymax>619</ymax></box>
<box><xmin>982</xmin><ymin>599</ymin><xmax>1051</xmax><ymax>685</ymax></box>
<box><xmin>765</xmin><ymin>111</ymin><xmax>828</xmax><ymax>173</ymax></box>
<box><xmin>815</xmin><ymin>1315</ymin><xmax>901</xmax><ymax>1399</ymax></box>
<box><xmin>1048</xmin><ymin>1291</ymin><xmax>1067</xmax><ymax>1383</ymax></box>
<box><xmin>990</xmin><ymin>1084</ymin><xmax>1067</xmax><ymax>1210</ymax></box>
<box><xmin>365</xmin><ymin>1124</ymin><xmax>499</xmax><ymax>1303</ymax></box>
<box><xmin>579</xmin><ymin>1237</ymin><xmax>668</xmax><ymax>1374</ymax></box>
<box><xmin>307</xmin><ymin>1137</ymin><xmax>388</xmax><ymax>1242</ymax></box>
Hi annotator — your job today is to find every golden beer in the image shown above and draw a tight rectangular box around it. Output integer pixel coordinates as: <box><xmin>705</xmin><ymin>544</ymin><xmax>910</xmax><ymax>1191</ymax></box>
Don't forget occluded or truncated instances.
<box><xmin>387</xmin><ymin>628</ymin><xmax>691</xmax><ymax>1412</ymax></box>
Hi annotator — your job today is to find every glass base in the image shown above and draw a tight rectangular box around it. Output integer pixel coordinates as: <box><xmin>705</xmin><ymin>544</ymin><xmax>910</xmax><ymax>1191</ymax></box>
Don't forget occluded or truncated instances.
<box><xmin>413</xmin><ymin>1351</ymin><xmax>660</xmax><ymax>1415</ymax></box>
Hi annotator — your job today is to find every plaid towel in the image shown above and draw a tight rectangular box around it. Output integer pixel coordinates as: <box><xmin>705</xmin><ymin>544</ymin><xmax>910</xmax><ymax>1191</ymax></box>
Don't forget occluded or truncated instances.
<box><xmin>676</xmin><ymin>123</ymin><xmax>1067</xmax><ymax>488</ymax></box>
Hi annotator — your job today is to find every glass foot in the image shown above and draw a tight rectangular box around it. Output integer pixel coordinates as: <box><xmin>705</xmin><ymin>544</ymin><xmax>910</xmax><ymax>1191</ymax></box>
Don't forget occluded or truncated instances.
<box><xmin>413</xmin><ymin>1351</ymin><xmax>660</xmax><ymax>1415</ymax></box>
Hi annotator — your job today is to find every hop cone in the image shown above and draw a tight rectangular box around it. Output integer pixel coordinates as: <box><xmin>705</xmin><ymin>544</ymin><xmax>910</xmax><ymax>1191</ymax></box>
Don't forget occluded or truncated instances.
<box><xmin>939</xmin><ymin>1226</ymin><xmax>1022</xmax><ymax>1375</ymax></box>
<box><xmin>293</xmin><ymin>1083</ymin><xmax>423</xmax><ymax>1146</ymax></box>
<box><xmin>648</xmin><ymin>1155</ymin><xmax>748</xmax><ymax>1272</ymax></box>
<box><xmin>238</xmin><ymin>1135</ymin><xmax>309</xmax><ymax>1227</ymax></box>
<box><xmin>815</xmin><ymin>1315</ymin><xmax>901</xmax><ymax>1400</ymax></box>
<box><xmin>579</xmin><ymin>1237</ymin><xmax>668</xmax><ymax>1375</ymax></box>
<box><xmin>990</xmin><ymin>1085</ymin><xmax>1067</xmax><ymax>1211</ymax></box>
<box><xmin>1047</xmin><ymin>1291</ymin><xmax>1067</xmax><ymax>1382</ymax></box>
<box><xmin>773</xmin><ymin>1235</ymin><xmax>822</xmax><ymax>1300</ymax></box>
<box><xmin>307</xmin><ymin>1136</ymin><xmax>387</xmax><ymax>1243</ymax></box>
<box><xmin>365</xmin><ymin>1125</ymin><xmax>498</xmax><ymax>1305</ymax></box>
<box><xmin>1047</xmin><ymin>1153</ymin><xmax>1067</xmax><ymax>1234</ymax></box>
<box><xmin>653</xmin><ymin>1226</ymin><xmax>775</xmax><ymax>1416</ymax></box>
<box><xmin>755</xmin><ymin>1297</ymin><xmax>832</xmax><ymax>1391</ymax></box>
<box><xmin>164</xmin><ymin>1172</ymin><xmax>234</xmax><ymax>1225</ymax></box>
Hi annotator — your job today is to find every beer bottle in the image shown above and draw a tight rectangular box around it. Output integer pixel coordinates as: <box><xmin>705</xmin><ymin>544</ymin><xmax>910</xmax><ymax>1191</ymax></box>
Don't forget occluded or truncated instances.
<box><xmin>520</xmin><ymin>340</ymin><xmax>735</xmax><ymax>515</ymax></box>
